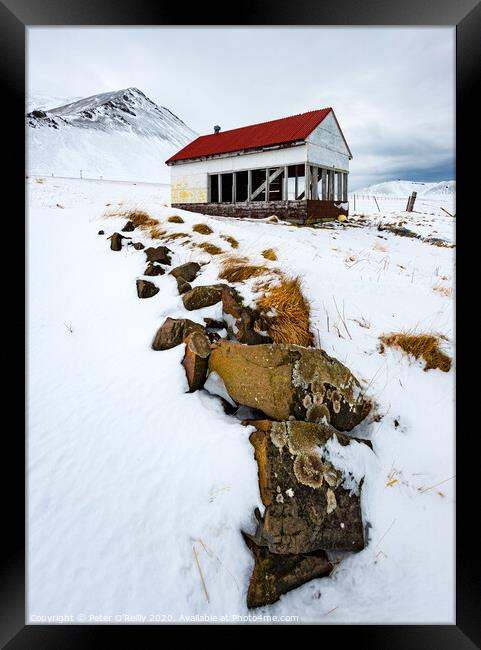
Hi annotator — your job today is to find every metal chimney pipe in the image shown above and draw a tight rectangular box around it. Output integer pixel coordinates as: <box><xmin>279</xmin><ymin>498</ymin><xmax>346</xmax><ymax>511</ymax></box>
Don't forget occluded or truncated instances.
<box><xmin>214</xmin><ymin>125</ymin><xmax>221</xmax><ymax>134</ymax></box>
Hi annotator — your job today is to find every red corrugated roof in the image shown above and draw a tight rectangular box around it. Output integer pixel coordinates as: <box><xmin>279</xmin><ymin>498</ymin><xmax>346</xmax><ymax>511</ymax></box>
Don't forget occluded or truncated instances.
<box><xmin>166</xmin><ymin>108</ymin><xmax>332</xmax><ymax>163</ymax></box>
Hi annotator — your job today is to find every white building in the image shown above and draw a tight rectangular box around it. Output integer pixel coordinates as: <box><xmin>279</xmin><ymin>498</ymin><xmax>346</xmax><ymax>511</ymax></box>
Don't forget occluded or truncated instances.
<box><xmin>166</xmin><ymin>108</ymin><xmax>352</xmax><ymax>223</ymax></box>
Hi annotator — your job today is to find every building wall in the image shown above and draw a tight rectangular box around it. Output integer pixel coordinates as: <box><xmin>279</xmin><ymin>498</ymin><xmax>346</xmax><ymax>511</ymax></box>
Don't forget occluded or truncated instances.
<box><xmin>306</xmin><ymin>111</ymin><xmax>350</xmax><ymax>171</ymax></box>
<box><xmin>170</xmin><ymin>144</ymin><xmax>307</xmax><ymax>204</ymax></box>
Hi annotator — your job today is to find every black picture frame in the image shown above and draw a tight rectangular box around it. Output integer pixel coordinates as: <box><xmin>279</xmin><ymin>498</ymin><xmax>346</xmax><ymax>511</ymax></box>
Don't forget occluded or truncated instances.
<box><xmin>3</xmin><ymin>0</ymin><xmax>479</xmax><ymax>645</ymax></box>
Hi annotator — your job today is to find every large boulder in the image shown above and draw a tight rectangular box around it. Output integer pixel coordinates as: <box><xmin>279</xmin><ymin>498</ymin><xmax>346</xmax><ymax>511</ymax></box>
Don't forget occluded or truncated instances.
<box><xmin>242</xmin><ymin>531</ymin><xmax>332</xmax><ymax>609</ymax></box>
<box><xmin>221</xmin><ymin>286</ymin><xmax>271</xmax><ymax>345</ymax></box>
<box><xmin>152</xmin><ymin>317</ymin><xmax>204</xmax><ymax>351</ymax></box>
<box><xmin>182</xmin><ymin>284</ymin><xmax>226</xmax><ymax>311</ymax></box>
<box><xmin>246</xmin><ymin>419</ymin><xmax>370</xmax><ymax>554</ymax></box>
<box><xmin>145</xmin><ymin>245</ymin><xmax>172</xmax><ymax>265</ymax></box>
<box><xmin>136</xmin><ymin>279</ymin><xmax>159</xmax><ymax>299</ymax></box>
<box><xmin>208</xmin><ymin>340</ymin><xmax>371</xmax><ymax>430</ymax></box>
<box><xmin>182</xmin><ymin>331</ymin><xmax>212</xmax><ymax>391</ymax></box>
<box><xmin>169</xmin><ymin>262</ymin><xmax>201</xmax><ymax>283</ymax></box>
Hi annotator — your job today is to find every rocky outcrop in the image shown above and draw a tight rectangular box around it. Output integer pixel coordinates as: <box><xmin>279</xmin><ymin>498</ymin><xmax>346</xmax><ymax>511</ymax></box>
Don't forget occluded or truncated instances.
<box><xmin>221</xmin><ymin>286</ymin><xmax>271</xmax><ymax>345</ymax></box>
<box><xmin>182</xmin><ymin>284</ymin><xmax>226</xmax><ymax>311</ymax></box>
<box><xmin>182</xmin><ymin>331</ymin><xmax>212</xmax><ymax>391</ymax></box>
<box><xmin>145</xmin><ymin>245</ymin><xmax>172</xmax><ymax>265</ymax></box>
<box><xmin>208</xmin><ymin>340</ymin><xmax>370</xmax><ymax>431</ymax></box>
<box><xmin>246</xmin><ymin>420</ymin><xmax>369</xmax><ymax>554</ymax></box>
<box><xmin>242</xmin><ymin>531</ymin><xmax>332</xmax><ymax>608</ymax></box>
<box><xmin>176</xmin><ymin>276</ymin><xmax>191</xmax><ymax>295</ymax></box>
<box><xmin>169</xmin><ymin>262</ymin><xmax>201</xmax><ymax>283</ymax></box>
<box><xmin>136</xmin><ymin>279</ymin><xmax>159</xmax><ymax>299</ymax></box>
<box><xmin>144</xmin><ymin>262</ymin><xmax>165</xmax><ymax>276</ymax></box>
<box><xmin>152</xmin><ymin>317</ymin><xmax>204</xmax><ymax>351</ymax></box>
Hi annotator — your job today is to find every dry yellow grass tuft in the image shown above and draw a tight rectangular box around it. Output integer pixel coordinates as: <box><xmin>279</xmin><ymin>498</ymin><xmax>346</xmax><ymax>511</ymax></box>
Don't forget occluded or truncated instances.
<box><xmin>257</xmin><ymin>276</ymin><xmax>312</xmax><ymax>347</ymax></box>
<box><xmin>196</xmin><ymin>242</ymin><xmax>223</xmax><ymax>255</ymax></box>
<box><xmin>261</xmin><ymin>248</ymin><xmax>278</xmax><ymax>261</ymax></box>
<box><xmin>165</xmin><ymin>232</ymin><xmax>190</xmax><ymax>242</ymax></box>
<box><xmin>433</xmin><ymin>283</ymin><xmax>453</xmax><ymax>298</ymax></box>
<box><xmin>168</xmin><ymin>215</ymin><xmax>184</xmax><ymax>223</ymax></box>
<box><xmin>219</xmin><ymin>260</ymin><xmax>269</xmax><ymax>283</ymax></box>
<box><xmin>379</xmin><ymin>331</ymin><xmax>451</xmax><ymax>372</ymax></box>
<box><xmin>220</xmin><ymin>234</ymin><xmax>239</xmax><ymax>249</ymax></box>
<box><xmin>149</xmin><ymin>225</ymin><xmax>167</xmax><ymax>240</ymax></box>
<box><xmin>193</xmin><ymin>223</ymin><xmax>214</xmax><ymax>235</ymax></box>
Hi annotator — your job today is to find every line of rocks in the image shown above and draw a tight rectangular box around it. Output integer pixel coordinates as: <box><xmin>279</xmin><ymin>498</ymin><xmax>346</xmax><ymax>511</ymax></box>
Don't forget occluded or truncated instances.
<box><xmin>102</xmin><ymin>218</ymin><xmax>374</xmax><ymax>609</ymax></box>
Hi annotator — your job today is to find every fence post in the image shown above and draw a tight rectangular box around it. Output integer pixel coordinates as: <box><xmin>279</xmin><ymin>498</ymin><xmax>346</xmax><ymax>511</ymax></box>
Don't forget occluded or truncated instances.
<box><xmin>373</xmin><ymin>195</ymin><xmax>380</xmax><ymax>212</ymax></box>
<box><xmin>406</xmin><ymin>191</ymin><xmax>417</xmax><ymax>212</ymax></box>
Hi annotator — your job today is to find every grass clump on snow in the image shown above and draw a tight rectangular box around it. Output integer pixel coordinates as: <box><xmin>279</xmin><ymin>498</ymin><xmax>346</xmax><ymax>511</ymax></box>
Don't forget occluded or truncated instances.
<box><xmin>379</xmin><ymin>331</ymin><xmax>451</xmax><ymax>372</ymax></box>
<box><xmin>220</xmin><ymin>234</ymin><xmax>239</xmax><ymax>249</ymax></box>
<box><xmin>261</xmin><ymin>248</ymin><xmax>277</xmax><ymax>261</ymax></box>
<box><xmin>219</xmin><ymin>259</ymin><xmax>269</xmax><ymax>283</ymax></box>
<box><xmin>167</xmin><ymin>215</ymin><xmax>184</xmax><ymax>223</ymax></box>
<box><xmin>165</xmin><ymin>232</ymin><xmax>191</xmax><ymax>243</ymax></box>
<box><xmin>195</xmin><ymin>242</ymin><xmax>223</xmax><ymax>255</ymax></box>
<box><xmin>193</xmin><ymin>223</ymin><xmax>214</xmax><ymax>235</ymax></box>
<box><xmin>256</xmin><ymin>276</ymin><xmax>312</xmax><ymax>347</ymax></box>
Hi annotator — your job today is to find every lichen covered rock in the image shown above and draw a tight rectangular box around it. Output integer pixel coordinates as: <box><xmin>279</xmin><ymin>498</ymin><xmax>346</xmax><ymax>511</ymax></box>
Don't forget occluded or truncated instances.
<box><xmin>176</xmin><ymin>276</ymin><xmax>191</xmax><ymax>295</ymax></box>
<box><xmin>182</xmin><ymin>284</ymin><xmax>226</xmax><ymax>311</ymax></box>
<box><xmin>242</xmin><ymin>531</ymin><xmax>332</xmax><ymax>608</ymax></box>
<box><xmin>208</xmin><ymin>340</ymin><xmax>370</xmax><ymax>430</ymax></box>
<box><xmin>182</xmin><ymin>331</ymin><xmax>212</xmax><ymax>391</ymax></box>
<box><xmin>144</xmin><ymin>245</ymin><xmax>172</xmax><ymax>265</ymax></box>
<box><xmin>246</xmin><ymin>419</ymin><xmax>369</xmax><ymax>554</ymax></box>
<box><xmin>169</xmin><ymin>262</ymin><xmax>201</xmax><ymax>283</ymax></box>
<box><xmin>136</xmin><ymin>279</ymin><xmax>159</xmax><ymax>299</ymax></box>
<box><xmin>152</xmin><ymin>317</ymin><xmax>204</xmax><ymax>351</ymax></box>
<box><xmin>144</xmin><ymin>262</ymin><xmax>165</xmax><ymax>277</ymax></box>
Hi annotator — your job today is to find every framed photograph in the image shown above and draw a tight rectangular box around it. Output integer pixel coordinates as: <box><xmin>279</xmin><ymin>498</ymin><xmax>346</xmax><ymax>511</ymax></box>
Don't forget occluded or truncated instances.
<box><xmin>2</xmin><ymin>0</ymin><xmax>478</xmax><ymax>645</ymax></box>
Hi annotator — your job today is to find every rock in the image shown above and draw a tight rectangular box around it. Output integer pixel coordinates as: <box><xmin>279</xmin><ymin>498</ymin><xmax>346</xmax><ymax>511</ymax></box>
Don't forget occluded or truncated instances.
<box><xmin>136</xmin><ymin>279</ymin><xmax>159</xmax><ymax>299</ymax></box>
<box><xmin>182</xmin><ymin>284</ymin><xmax>226</xmax><ymax>311</ymax></box>
<box><xmin>242</xmin><ymin>532</ymin><xmax>332</xmax><ymax>608</ymax></box>
<box><xmin>204</xmin><ymin>318</ymin><xmax>226</xmax><ymax>330</ymax></box>
<box><xmin>152</xmin><ymin>317</ymin><xmax>205</xmax><ymax>351</ymax></box>
<box><xmin>246</xmin><ymin>420</ymin><xmax>369</xmax><ymax>554</ymax></box>
<box><xmin>98</xmin><ymin>230</ymin><xmax>105</xmax><ymax>235</ymax></box>
<box><xmin>208</xmin><ymin>340</ymin><xmax>371</xmax><ymax>430</ymax></box>
<box><xmin>169</xmin><ymin>262</ymin><xmax>201</xmax><ymax>283</ymax></box>
<box><xmin>221</xmin><ymin>286</ymin><xmax>271</xmax><ymax>345</ymax></box>
<box><xmin>122</xmin><ymin>220</ymin><xmax>135</xmax><ymax>232</ymax></box>
<box><xmin>144</xmin><ymin>262</ymin><xmax>165</xmax><ymax>276</ymax></box>
<box><xmin>132</xmin><ymin>242</ymin><xmax>145</xmax><ymax>250</ymax></box>
<box><xmin>109</xmin><ymin>232</ymin><xmax>128</xmax><ymax>251</ymax></box>
<box><xmin>182</xmin><ymin>331</ymin><xmax>212</xmax><ymax>391</ymax></box>
<box><xmin>176</xmin><ymin>276</ymin><xmax>191</xmax><ymax>295</ymax></box>
<box><xmin>145</xmin><ymin>245</ymin><xmax>172</xmax><ymax>265</ymax></box>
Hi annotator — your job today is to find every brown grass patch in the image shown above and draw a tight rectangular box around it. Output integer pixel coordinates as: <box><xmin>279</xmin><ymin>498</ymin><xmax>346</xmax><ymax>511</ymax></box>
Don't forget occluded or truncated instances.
<box><xmin>164</xmin><ymin>232</ymin><xmax>190</xmax><ymax>242</ymax></box>
<box><xmin>149</xmin><ymin>226</ymin><xmax>167</xmax><ymax>240</ymax></box>
<box><xmin>220</xmin><ymin>234</ymin><xmax>239</xmax><ymax>249</ymax></box>
<box><xmin>219</xmin><ymin>260</ymin><xmax>269</xmax><ymax>283</ymax></box>
<box><xmin>257</xmin><ymin>276</ymin><xmax>312</xmax><ymax>346</ymax></box>
<box><xmin>168</xmin><ymin>215</ymin><xmax>184</xmax><ymax>223</ymax></box>
<box><xmin>261</xmin><ymin>248</ymin><xmax>277</xmax><ymax>261</ymax></box>
<box><xmin>379</xmin><ymin>331</ymin><xmax>451</xmax><ymax>372</ymax></box>
<box><xmin>196</xmin><ymin>242</ymin><xmax>223</xmax><ymax>255</ymax></box>
<box><xmin>193</xmin><ymin>223</ymin><xmax>214</xmax><ymax>235</ymax></box>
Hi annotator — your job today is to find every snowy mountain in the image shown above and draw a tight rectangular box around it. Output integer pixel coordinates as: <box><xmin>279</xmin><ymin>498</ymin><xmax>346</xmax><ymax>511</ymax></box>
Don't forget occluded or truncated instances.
<box><xmin>354</xmin><ymin>180</ymin><xmax>455</xmax><ymax>197</ymax></box>
<box><xmin>26</xmin><ymin>88</ymin><xmax>197</xmax><ymax>183</ymax></box>
<box><xmin>26</xmin><ymin>93</ymin><xmax>82</xmax><ymax>112</ymax></box>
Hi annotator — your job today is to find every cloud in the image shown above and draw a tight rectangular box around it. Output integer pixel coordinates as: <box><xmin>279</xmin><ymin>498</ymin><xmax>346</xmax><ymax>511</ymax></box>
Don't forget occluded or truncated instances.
<box><xmin>27</xmin><ymin>27</ymin><xmax>455</xmax><ymax>188</ymax></box>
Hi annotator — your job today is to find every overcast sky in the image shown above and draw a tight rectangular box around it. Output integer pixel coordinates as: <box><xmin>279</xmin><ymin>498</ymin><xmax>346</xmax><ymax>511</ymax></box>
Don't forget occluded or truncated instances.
<box><xmin>28</xmin><ymin>27</ymin><xmax>455</xmax><ymax>190</ymax></box>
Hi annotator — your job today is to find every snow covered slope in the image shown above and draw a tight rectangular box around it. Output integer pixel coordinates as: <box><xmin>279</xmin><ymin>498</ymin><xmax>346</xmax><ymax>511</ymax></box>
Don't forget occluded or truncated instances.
<box><xmin>356</xmin><ymin>180</ymin><xmax>455</xmax><ymax>197</ymax></box>
<box><xmin>28</xmin><ymin>176</ymin><xmax>455</xmax><ymax>624</ymax></box>
<box><xmin>26</xmin><ymin>88</ymin><xmax>197</xmax><ymax>183</ymax></box>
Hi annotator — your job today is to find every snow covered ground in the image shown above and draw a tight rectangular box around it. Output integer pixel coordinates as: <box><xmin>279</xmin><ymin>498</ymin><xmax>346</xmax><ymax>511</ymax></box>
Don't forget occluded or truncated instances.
<box><xmin>27</xmin><ymin>177</ymin><xmax>455</xmax><ymax>624</ymax></box>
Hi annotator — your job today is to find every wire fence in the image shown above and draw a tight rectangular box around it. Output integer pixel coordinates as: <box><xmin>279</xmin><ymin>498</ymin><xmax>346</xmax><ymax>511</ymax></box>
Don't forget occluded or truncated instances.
<box><xmin>26</xmin><ymin>170</ymin><xmax>169</xmax><ymax>187</ymax></box>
